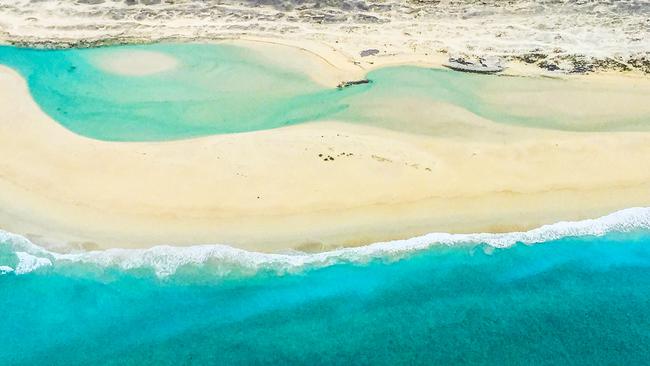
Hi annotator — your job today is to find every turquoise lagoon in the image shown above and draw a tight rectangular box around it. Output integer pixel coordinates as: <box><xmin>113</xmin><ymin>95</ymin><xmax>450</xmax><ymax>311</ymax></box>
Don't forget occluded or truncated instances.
<box><xmin>0</xmin><ymin>43</ymin><xmax>355</xmax><ymax>141</ymax></box>
<box><xmin>2</xmin><ymin>209</ymin><xmax>650</xmax><ymax>364</ymax></box>
<box><xmin>0</xmin><ymin>43</ymin><xmax>644</xmax><ymax>141</ymax></box>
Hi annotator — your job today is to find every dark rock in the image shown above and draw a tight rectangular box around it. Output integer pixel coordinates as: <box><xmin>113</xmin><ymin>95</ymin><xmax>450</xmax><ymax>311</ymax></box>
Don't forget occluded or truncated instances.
<box><xmin>337</xmin><ymin>79</ymin><xmax>371</xmax><ymax>89</ymax></box>
<box><xmin>539</xmin><ymin>61</ymin><xmax>559</xmax><ymax>71</ymax></box>
<box><xmin>593</xmin><ymin>58</ymin><xmax>631</xmax><ymax>72</ymax></box>
<box><xmin>519</xmin><ymin>52</ymin><xmax>547</xmax><ymax>64</ymax></box>
<box><xmin>360</xmin><ymin>48</ymin><xmax>379</xmax><ymax>57</ymax></box>
<box><xmin>628</xmin><ymin>57</ymin><xmax>650</xmax><ymax>74</ymax></box>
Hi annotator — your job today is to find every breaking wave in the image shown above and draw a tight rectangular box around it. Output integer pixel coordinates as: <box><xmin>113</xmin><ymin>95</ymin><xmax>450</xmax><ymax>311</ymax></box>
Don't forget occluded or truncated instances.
<box><xmin>1</xmin><ymin>207</ymin><xmax>650</xmax><ymax>278</ymax></box>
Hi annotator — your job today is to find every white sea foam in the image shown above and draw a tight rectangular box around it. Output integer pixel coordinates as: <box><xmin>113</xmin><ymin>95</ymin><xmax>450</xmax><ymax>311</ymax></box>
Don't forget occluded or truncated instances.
<box><xmin>1</xmin><ymin>207</ymin><xmax>650</xmax><ymax>277</ymax></box>
<box><xmin>14</xmin><ymin>252</ymin><xmax>52</xmax><ymax>275</ymax></box>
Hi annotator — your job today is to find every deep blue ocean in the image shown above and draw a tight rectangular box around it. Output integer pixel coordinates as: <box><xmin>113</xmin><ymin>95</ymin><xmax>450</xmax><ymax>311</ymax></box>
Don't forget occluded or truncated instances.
<box><xmin>2</xmin><ymin>212</ymin><xmax>650</xmax><ymax>365</ymax></box>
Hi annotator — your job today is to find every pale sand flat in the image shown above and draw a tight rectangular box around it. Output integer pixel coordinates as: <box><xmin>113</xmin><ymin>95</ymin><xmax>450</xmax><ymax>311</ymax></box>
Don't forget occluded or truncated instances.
<box><xmin>91</xmin><ymin>49</ymin><xmax>179</xmax><ymax>76</ymax></box>
<box><xmin>2</xmin><ymin>60</ymin><xmax>650</xmax><ymax>252</ymax></box>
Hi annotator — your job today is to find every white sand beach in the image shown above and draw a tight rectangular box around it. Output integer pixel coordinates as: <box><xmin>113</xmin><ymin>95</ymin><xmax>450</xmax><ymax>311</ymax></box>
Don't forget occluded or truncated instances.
<box><xmin>1</xmin><ymin>39</ymin><xmax>650</xmax><ymax>252</ymax></box>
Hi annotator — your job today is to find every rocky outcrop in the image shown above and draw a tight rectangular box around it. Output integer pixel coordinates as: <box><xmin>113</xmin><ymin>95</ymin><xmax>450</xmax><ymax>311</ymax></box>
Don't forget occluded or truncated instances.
<box><xmin>337</xmin><ymin>79</ymin><xmax>371</xmax><ymax>89</ymax></box>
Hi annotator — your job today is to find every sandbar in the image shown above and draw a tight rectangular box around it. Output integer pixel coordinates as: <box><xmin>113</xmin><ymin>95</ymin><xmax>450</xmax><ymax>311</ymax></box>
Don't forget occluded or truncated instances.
<box><xmin>1</xmin><ymin>40</ymin><xmax>650</xmax><ymax>252</ymax></box>
<box><xmin>91</xmin><ymin>49</ymin><xmax>179</xmax><ymax>76</ymax></box>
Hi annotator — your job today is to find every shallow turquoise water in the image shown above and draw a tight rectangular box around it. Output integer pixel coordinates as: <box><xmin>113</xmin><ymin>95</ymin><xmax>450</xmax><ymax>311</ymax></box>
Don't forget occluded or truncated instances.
<box><xmin>0</xmin><ymin>43</ymin><xmax>358</xmax><ymax>141</ymax></box>
<box><xmin>1</xmin><ymin>230</ymin><xmax>650</xmax><ymax>365</ymax></box>
<box><xmin>1</xmin><ymin>43</ymin><xmax>645</xmax><ymax>141</ymax></box>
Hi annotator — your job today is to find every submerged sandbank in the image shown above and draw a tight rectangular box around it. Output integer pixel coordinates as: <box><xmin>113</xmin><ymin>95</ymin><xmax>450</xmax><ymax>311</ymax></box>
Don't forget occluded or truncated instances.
<box><xmin>1</xmin><ymin>38</ymin><xmax>650</xmax><ymax>252</ymax></box>
<box><xmin>92</xmin><ymin>49</ymin><xmax>179</xmax><ymax>76</ymax></box>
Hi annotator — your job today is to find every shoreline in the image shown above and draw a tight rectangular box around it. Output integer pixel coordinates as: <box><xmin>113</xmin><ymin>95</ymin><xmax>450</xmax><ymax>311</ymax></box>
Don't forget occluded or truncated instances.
<box><xmin>2</xmin><ymin>35</ymin><xmax>649</xmax><ymax>81</ymax></box>
<box><xmin>3</xmin><ymin>207</ymin><xmax>650</xmax><ymax>276</ymax></box>
<box><xmin>1</xmin><ymin>0</ymin><xmax>648</xmax><ymax>76</ymax></box>
<box><xmin>1</xmin><ymin>39</ymin><xmax>650</xmax><ymax>253</ymax></box>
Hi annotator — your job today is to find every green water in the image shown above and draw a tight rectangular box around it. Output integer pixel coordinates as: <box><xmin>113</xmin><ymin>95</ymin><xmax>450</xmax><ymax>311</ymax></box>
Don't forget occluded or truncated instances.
<box><xmin>0</xmin><ymin>43</ymin><xmax>645</xmax><ymax>141</ymax></box>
